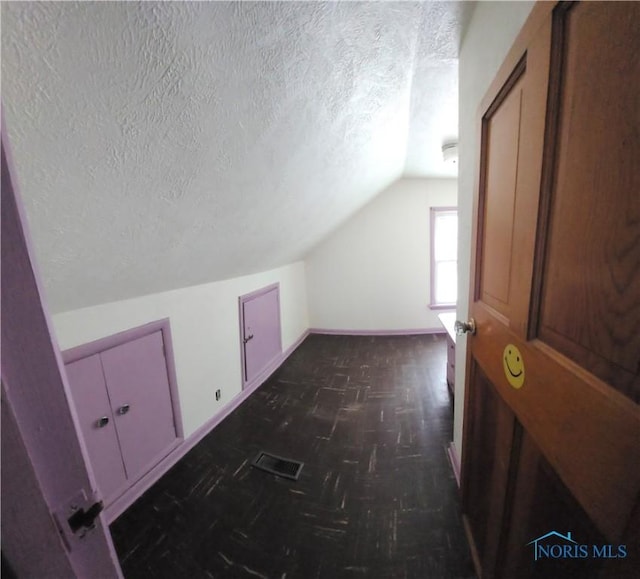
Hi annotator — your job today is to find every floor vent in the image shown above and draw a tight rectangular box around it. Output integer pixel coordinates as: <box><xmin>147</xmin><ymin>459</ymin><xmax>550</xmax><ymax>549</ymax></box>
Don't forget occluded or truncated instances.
<box><xmin>251</xmin><ymin>451</ymin><xmax>304</xmax><ymax>481</ymax></box>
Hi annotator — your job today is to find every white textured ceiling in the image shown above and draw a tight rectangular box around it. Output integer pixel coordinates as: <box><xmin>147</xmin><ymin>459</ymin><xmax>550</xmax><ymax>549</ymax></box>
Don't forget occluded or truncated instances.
<box><xmin>1</xmin><ymin>1</ymin><xmax>470</xmax><ymax>313</ymax></box>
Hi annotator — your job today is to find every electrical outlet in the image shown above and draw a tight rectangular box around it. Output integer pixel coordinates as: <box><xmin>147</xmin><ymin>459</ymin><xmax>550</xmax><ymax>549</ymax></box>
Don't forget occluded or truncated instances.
<box><xmin>215</xmin><ymin>389</ymin><xmax>221</xmax><ymax>401</ymax></box>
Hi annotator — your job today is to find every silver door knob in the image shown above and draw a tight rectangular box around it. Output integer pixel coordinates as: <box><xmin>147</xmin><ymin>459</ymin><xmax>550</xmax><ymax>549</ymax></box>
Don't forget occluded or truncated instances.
<box><xmin>117</xmin><ymin>404</ymin><xmax>130</xmax><ymax>415</ymax></box>
<box><xmin>455</xmin><ymin>318</ymin><xmax>477</xmax><ymax>335</ymax></box>
<box><xmin>96</xmin><ymin>416</ymin><xmax>110</xmax><ymax>428</ymax></box>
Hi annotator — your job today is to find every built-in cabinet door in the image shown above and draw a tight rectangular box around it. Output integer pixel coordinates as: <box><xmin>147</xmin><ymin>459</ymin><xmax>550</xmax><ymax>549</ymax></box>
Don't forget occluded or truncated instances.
<box><xmin>462</xmin><ymin>2</ymin><xmax>640</xmax><ymax>578</ymax></box>
<box><xmin>65</xmin><ymin>327</ymin><xmax>180</xmax><ymax>508</ymax></box>
<box><xmin>66</xmin><ymin>355</ymin><xmax>127</xmax><ymax>502</ymax></box>
<box><xmin>100</xmin><ymin>331</ymin><xmax>177</xmax><ymax>483</ymax></box>
<box><xmin>240</xmin><ymin>284</ymin><xmax>282</xmax><ymax>385</ymax></box>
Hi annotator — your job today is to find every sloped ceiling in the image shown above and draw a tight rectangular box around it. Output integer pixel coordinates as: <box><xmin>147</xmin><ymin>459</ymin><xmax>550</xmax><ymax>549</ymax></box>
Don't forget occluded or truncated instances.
<box><xmin>1</xmin><ymin>1</ymin><xmax>471</xmax><ymax>313</ymax></box>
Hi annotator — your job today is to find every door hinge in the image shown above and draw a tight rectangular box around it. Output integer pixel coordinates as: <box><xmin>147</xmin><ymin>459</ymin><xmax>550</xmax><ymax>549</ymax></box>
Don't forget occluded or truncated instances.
<box><xmin>53</xmin><ymin>490</ymin><xmax>104</xmax><ymax>551</ymax></box>
<box><xmin>67</xmin><ymin>500</ymin><xmax>104</xmax><ymax>534</ymax></box>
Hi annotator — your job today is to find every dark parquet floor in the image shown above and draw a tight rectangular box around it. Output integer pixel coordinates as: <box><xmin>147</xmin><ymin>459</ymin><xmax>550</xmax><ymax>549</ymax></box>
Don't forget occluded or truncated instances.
<box><xmin>110</xmin><ymin>334</ymin><xmax>475</xmax><ymax>579</ymax></box>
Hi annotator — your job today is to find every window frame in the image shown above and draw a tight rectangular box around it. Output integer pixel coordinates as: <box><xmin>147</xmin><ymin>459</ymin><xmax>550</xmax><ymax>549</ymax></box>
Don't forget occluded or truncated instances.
<box><xmin>429</xmin><ymin>206</ymin><xmax>458</xmax><ymax>310</ymax></box>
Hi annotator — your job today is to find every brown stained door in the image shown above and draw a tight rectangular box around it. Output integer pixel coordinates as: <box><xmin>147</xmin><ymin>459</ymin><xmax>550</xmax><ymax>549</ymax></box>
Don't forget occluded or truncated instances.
<box><xmin>461</xmin><ymin>3</ymin><xmax>640</xmax><ymax>578</ymax></box>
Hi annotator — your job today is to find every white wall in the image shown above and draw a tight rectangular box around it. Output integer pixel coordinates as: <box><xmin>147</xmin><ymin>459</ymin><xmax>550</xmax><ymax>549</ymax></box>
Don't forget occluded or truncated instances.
<box><xmin>306</xmin><ymin>178</ymin><xmax>457</xmax><ymax>332</ymax></box>
<box><xmin>53</xmin><ymin>262</ymin><xmax>309</xmax><ymax>438</ymax></box>
<box><xmin>454</xmin><ymin>1</ymin><xmax>535</xmax><ymax>458</ymax></box>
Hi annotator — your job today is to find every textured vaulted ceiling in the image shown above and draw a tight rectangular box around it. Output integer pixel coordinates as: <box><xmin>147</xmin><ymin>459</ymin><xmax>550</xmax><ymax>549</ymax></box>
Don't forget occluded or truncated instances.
<box><xmin>1</xmin><ymin>1</ymin><xmax>470</xmax><ymax>313</ymax></box>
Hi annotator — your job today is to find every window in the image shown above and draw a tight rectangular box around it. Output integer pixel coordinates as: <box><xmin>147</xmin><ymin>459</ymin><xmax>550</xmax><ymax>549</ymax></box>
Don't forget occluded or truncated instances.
<box><xmin>430</xmin><ymin>207</ymin><xmax>458</xmax><ymax>308</ymax></box>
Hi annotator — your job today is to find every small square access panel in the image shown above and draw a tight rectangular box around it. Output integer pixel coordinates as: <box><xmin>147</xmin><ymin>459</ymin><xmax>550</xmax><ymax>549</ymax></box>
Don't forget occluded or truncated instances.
<box><xmin>251</xmin><ymin>451</ymin><xmax>303</xmax><ymax>481</ymax></box>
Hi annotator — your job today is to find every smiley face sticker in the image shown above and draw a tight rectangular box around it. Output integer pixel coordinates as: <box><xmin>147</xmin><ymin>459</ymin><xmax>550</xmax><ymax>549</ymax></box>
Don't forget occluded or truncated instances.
<box><xmin>503</xmin><ymin>344</ymin><xmax>525</xmax><ymax>389</ymax></box>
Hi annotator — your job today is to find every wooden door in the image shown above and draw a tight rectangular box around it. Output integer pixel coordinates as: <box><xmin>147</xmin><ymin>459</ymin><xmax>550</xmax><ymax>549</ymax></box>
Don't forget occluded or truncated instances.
<box><xmin>461</xmin><ymin>3</ymin><xmax>640</xmax><ymax>578</ymax></box>
<box><xmin>1</xmin><ymin>133</ymin><xmax>123</xmax><ymax>577</ymax></box>
<box><xmin>100</xmin><ymin>331</ymin><xmax>178</xmax><ymax>483</ymax></box>
<box><xmin>240</xmin><ymin>284</ymin><xmax>282</xmax><ymax>386</ymax></box>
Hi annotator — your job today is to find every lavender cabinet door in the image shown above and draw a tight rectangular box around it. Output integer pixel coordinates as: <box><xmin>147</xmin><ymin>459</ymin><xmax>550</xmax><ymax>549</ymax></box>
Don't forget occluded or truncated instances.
<box><xmin>66</xmin><ymin>355</ymin><xmax>128</xmax><ymax>503</ymax></box>
<box><xmin>100</xmin><ymin>331</ymin><xmax>177</xmax><ymax>483</ymax></box>
<box><xmin>241</xmin><ymin>285</ymin><xmax>282</xmax><ymax>385</ymax></box>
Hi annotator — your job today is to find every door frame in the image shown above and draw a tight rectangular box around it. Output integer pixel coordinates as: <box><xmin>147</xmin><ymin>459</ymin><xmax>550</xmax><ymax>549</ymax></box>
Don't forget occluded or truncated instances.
<box><xmin>1</xmin><ymin>124</ymin><xmax>123</xmax><ymax>576</ymax></box>
<box><xmin>238</xmin><ymin>282</ymin><xmax>282</xmax><ymax>390</ymax></box>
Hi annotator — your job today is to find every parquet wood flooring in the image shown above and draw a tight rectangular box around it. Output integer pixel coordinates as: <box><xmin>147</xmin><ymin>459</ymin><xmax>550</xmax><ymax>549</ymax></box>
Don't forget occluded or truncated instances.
<box><xmin>110</xmin><ymin>334</ymin><xmax>475</xmax><ymax>578</ymax></box>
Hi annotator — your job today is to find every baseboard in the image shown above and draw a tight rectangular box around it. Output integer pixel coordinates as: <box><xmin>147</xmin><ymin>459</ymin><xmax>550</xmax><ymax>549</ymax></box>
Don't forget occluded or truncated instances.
<box><xmin>105</xmin><ymin>328</ymin><xmax>310</xmax><ymax>523</ymax></box>
<box><xmin>281</xmin><ymin>329</ymin><xmax>310</xmax><ymax>363</ymax></box>
<box><xmin>447</xmin><ymin>441</ymin><xmax>461</xmax><ymax>488</ymax></box>
<box><xmin>309</xmin><ymin>327</ymin><xmax>444</xmax><ymax>336</ymax></box>
<box><xmin>244</xmin><ymin>328</ymin><xmax>310</xmax><ymax>392</ymax></box>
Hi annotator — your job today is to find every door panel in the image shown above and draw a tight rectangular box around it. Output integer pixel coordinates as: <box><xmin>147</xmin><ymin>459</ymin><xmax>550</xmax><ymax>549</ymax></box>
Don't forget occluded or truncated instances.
<box><xmin>2</xmin><ymin>384</ymin><xmax>76</xmax><ymax>578</ymax></box>
<box><xmin>66</xmin><ymin>355</ymin><xmax>128</xmax><ymax>502</ymax></box>
<box><xmin>241</xmin><ymin>285</ymin><xmax>282</xmax><ymax>385</ymax></box>
<box><xmin>535</xmin><ymin>1</ymin><xmax>640</xmax><ymax>403</ymax></box>
<box><xmin>463</xmin><ymin>363</ymin><xmax>517</xmax><ymax>573</ymax></box>
<box><xmin>469</xmin><ymin>305</ymin><xmax>639</xmax><ymax>542</ymax></box>
<box><xmin>100</xmin><ymin>331</ymin><xmax>177</xmax><ymax>482</ymax></box>
<box><xmin>462</xmin><ymin>3</ymin><xmax>640</xmax><ymax>578</ymax></box>
<box><xmin>478</xmin><ymin>73</ymin><xmax>524</xmax><ymax>315</ymax></box>
<box><xmin>475</xmin><ymin>18</ymin><xmax>552</xmax><ymax>338</ymax></box>
<box><xmin>1</xmin><ymin>134</ymin><xmax>122</xmax><ymax>576</ymax></box>
<box><xmin>500</xmin><ymin>431</ymin><xmax>606</xmax><ymax>579</ymax></box>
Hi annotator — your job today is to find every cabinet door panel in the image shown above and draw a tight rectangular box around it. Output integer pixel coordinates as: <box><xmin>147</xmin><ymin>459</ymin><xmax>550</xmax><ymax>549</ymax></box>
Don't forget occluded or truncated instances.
<box><xmin>100</xmin><ymin>331</ymin><xmax>177</xmax><ymax>482</ymax></box>
<box><xmin>241</xmin><ymin>285</ymin><xmax>282</xmax><ymax>384</ymax></box>
<box><xmin>65</xmin><ymin>354</ymin><xmax>127</xmax><ymax>502</ymax></box>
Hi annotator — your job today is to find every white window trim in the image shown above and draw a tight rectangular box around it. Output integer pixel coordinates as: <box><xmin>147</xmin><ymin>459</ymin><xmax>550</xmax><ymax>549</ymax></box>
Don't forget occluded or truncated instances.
<box><xmin>429</xmin><ymin>206</ymin><xmax>458</xmax><ymax>310</ymax></box>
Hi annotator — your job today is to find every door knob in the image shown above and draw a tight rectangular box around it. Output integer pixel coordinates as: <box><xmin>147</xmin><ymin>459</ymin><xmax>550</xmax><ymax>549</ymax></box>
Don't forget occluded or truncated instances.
<box><xmin>95</xmin><ymin>416</ymin><xmax>110</xmax><ymax>428</ymax></box>
<box><xmin>117</xmin><ymin>404</ymin><xmax>131</xmax><ymax>415</ymax></box>
<box><xmin>243</xmin><ymin>334</ymin><xmax>254</xmax><ymax>344</ymax></box>
<box><xmin>455</xmin><ymin>318</ymin><xmax>477</xmax><ymax>336</ymax></box>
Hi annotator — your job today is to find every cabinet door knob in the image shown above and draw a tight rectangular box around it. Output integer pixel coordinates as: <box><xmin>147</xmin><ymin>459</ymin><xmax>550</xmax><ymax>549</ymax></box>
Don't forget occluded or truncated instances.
<box><xmin>96</xmin><ymin>416</ymin><xmax>110</xmax><ymax>428</ymax></box>
<box><xmin>117</xmin><ymin>404</ymin><xmax>131</xmax><ymax>415</ymax></box>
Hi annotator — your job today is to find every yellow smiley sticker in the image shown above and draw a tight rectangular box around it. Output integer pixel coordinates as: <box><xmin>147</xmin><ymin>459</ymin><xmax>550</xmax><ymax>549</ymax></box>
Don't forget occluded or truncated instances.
<box><xmin>503</xmin><ymin>344</ymin><xmax>525</xmax><ymax>389</ymax></box>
